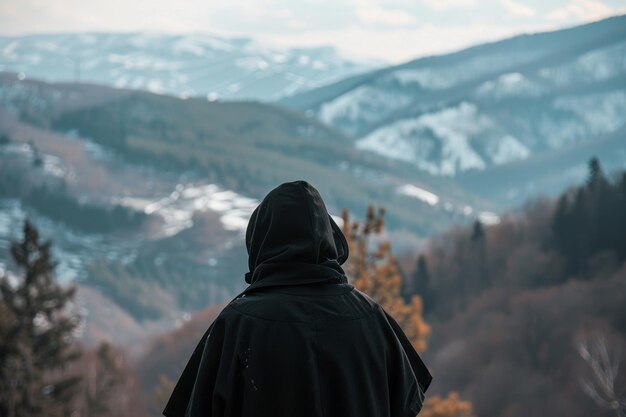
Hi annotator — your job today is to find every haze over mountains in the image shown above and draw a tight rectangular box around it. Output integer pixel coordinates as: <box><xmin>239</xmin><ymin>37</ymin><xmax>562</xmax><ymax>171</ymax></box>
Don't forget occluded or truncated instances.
<box><xmin>0</xmin><ymin>32</ymin><xmax>380</xmax><ymax>101</ymax></box>
<box><xmin>1</xmin><ymin>15</ymin><xmax>625</xmax><ymax>352</ymax></box>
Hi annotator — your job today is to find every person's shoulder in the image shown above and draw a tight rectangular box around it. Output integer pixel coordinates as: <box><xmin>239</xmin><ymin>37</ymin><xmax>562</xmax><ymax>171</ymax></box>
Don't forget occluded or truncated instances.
<box><xmin>350</xmin><ymin>287</ymin><xmax>384</xmax><ymax>312</ymax></box>
<box><xmin>225</xmin><ymin>291</ymin><xmax>268</xmax><ymax>310</ymax></box>
<box><xmin>222</xmin><ymin>285</ymin><xmax>381</xmax><ymax>322</ymax></box>
<box><xmin>221</xmin><ymin>291</ymin><xmax>289</xmax><ymax>322</ymax></box>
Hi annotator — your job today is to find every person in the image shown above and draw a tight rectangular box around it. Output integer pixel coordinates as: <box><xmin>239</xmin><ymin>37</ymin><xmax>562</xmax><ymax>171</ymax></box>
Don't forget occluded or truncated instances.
<box><xmin>163</xmin><ymin>180</ymin><xmax>432</xmax><ymax>417</ymax></box>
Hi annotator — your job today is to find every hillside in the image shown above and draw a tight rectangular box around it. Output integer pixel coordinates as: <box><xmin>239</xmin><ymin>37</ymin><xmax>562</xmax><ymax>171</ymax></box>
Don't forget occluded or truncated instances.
<box><xmin>398</xmin><ymin>159</ymin><xmax>626</xmax><ymax>417</ymax></box>
<box><xmin>134</xmin><ymin>304</ymin><xmax>223</xmax><ymax>415</ymax></box>
<box><xmin>281</xmin><ymin>14</ymin><xmax>626</xmax><ymax>206</ymax></box>
<box><xmin>0</xmin><ymin>33</ymin><xmax>380</xmax><ymax>101</ymax></box>
<box><xmin>0</xmin><ymin>73</ymin><xmax>488</xmax><ymax>351</ymax></box>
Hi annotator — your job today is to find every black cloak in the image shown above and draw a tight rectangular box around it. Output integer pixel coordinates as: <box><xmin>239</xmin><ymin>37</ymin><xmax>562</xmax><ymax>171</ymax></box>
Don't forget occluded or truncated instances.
<box><xmin>163</xmin><ymin>180</ymin><xmax>432</xmax><ymax>417</ymax></box>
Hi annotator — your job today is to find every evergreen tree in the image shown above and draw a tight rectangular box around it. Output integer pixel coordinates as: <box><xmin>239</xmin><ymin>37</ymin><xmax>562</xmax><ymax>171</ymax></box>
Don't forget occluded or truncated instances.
<box><xmin>617</xmin><ymin>172</ymin><xmax>626</xmax><ymax>259</ymax></box>
<box><xmin>413</xmin><ymin>255</ymin><xmax>433</xmax><ymax>315</ymax></box>
<box><xmin>470</xmin><ymin>219</ymin><xmax>484</xmax><ymax>242</ymax></box>
<box><xmin>470</xmin><ymin>219</ymin><xmax>489</xmax><ymax>289</ymax></box>
<box><xmin>586</xmin><ymin>156</ymin><xmax>606</xmax><ymax>189</ymax></box>
<box><xmin>0</xmin><ymin>219</ymin><xmax>81</xmax><ymax>417</ymax></box>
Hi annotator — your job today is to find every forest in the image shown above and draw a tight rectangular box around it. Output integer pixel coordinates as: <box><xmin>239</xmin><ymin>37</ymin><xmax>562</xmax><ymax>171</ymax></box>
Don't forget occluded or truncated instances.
<box><xmin>401</xmin><ymin>157</ymin><xmax>626</xmax><ymax>417</ymax></box>
<box><xmin>1</xmin><ymin>157</ymin><xmax>624</xmax><ymax>417</ymax></box>
<box><xmin>0</xmin><ymin>144</ymin><xmax>147</xmax><ymax>234</ymax></box>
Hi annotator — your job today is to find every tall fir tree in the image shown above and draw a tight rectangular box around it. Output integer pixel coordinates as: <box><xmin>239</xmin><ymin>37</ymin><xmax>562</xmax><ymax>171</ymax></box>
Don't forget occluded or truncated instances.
<box><xmin>586</xmin><ymin>156</ymin><xmax>606</xmax><ymax>189</ymax></box>
<box><xmin>470</xmin><ymin>219</ymin><xmax>489</xmax><ymax>290</ymax></box>
<box><xmin>0</xmin><ymin>219</ymin><xmax>81</xmax><ymax>417</ymax></box>
<box><xmin>413</xmin><ymin>255</ymin><xmax>433</xmax><ymax>315</ymax></box>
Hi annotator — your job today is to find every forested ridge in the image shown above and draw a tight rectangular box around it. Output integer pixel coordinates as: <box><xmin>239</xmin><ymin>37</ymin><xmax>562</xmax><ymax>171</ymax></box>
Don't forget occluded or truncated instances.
<box><xmin>403</xmin><ymin>157</ymin><xmax>626</xmax><ymax>417</ymax></box>
<box><xmin>0</xmin><ymin>145</ymin><xmax>147</xmax><ymax>234</ymax></box>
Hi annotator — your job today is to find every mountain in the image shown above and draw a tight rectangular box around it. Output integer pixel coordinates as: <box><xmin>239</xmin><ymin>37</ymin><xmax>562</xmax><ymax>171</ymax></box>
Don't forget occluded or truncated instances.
<box><xmin>280</xmin><ymin>14</ymin><xmax>626</xmax><ymax>205</ymax></box>
<box><xmin>0</xmin><ymin>32</ymin><xmax>380</xmax><ymax>101</ymax></box>
<box><xmin>4</xmin><ymin>16</ymin><xmax>623</xmax><ymax>352</ymax></box>
<box><xmin>0</xmin><ymin>73</ymin><xmax>489</xmax><ymax>351</ymax></box>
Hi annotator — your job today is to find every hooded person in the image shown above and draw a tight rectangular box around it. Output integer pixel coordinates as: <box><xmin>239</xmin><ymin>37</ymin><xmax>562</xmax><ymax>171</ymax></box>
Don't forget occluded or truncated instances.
<box><xmin>163</xmin><ymin>180</ymin><xmax>432</xmax><ymax>417</ymax></box>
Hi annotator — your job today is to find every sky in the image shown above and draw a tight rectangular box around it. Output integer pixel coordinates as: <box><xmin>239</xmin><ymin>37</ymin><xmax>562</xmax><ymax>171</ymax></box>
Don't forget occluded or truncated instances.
<box><xmin>1</xmin><ymin>0</ymin><xmax>625</xmax><ymax>63</ymax></box>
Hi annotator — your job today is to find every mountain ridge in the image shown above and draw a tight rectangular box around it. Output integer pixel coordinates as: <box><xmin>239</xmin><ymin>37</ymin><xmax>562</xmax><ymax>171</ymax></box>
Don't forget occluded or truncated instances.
<box><xmin>279</xmin><ymin>14</ymin><xmax>626</xmax><ymax>206</ymax></box>
<box><xmin>280</xmin><ymin>14</ymin><xmax>626</xmax><ymax>111</ymax></box>
<box><xmin>0</xmin><ymin>32</ymin><xmax>381</xmax><ymax>101</ymax></box>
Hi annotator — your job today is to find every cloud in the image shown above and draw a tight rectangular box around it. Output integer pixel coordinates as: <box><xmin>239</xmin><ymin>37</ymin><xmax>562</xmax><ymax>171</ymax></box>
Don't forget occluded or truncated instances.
<box><xmin>357</xmin><ymin>6</ymin><xmax>417</xmax><ymax>26</ymax></box>
<box><xmin>501</xmin><ymin>0</ymin><xmax>536</xmax><ymax>17</ymax></box>
<box><xmin>420</xmin><ymin>0</ymin><xmax>477</xmax><ymax>11</ymax></box>
<box><xmin>1</xmin><ymin>0</ymin><xmax>625</xmax><ymax>63</ymax></box>
<box><xmin>260</xmin><ymin>21</ymin><xmax>551</xmax><ymax>63</ymax></box>
<box><xmin>548</xmin><ymin>0</ymin><xmax>614</xmax><ymax>21</ymax></box>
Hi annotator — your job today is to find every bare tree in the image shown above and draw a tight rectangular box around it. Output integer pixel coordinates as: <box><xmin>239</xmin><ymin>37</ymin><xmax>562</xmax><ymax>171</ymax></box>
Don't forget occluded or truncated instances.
<box><xmin>576</xmin><ymin>333</ymin><xmax>625</xmax><ymax>417</ymax></box>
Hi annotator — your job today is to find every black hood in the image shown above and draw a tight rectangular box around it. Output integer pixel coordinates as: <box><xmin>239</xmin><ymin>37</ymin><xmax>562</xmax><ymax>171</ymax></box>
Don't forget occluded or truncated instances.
<box><xmin>162</xmin><ymin>182</ymin><xmax>432</xmax><ymax>417</ymax></box>
<box><xmin>244</xmin><ymin>180</ymin><xmax>349</xmax><ymax>285</ymax></box>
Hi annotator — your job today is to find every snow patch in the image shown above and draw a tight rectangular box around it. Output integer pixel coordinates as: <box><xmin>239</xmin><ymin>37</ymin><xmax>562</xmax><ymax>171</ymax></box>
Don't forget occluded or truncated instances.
<box><xmin>172</xmin><ymin>37</ymin><xmax>207</xmax><ymax>56</ymax></box>
<box><xmin>476</xmin><ymin>72</ymin><xmax>545</xmax><ymax>98</ymax></box>
<box><xmin>486</xmin><ymin>134</ymin><xmax>530</xmax><ymax>165</ymax></box>
<box><xmin>478</xmin><ymin>211</ymin><xmax>500</xmax><ymax>225</ymax></box>
<box><xmin>396</xmin><ymin>184</ymin><xmax>439</xmax><ymax>205</ymax></box>
<box><xmin>147</xmin><ymin>79</ymin><xmax>165</xmax><ymax>94</ymax></box>
<box><xmin>117</xmin><ymin>183</ymin><xmax>259</xmax><ymax>238</ymax></box>
<box><xmin>539</xmin><ymin>40</ymin><xmax>626</xmax><ymax>86</ymax></box>
<box><xmin>356</xmin><ymin>102</ymin><xmax>488</xmax><ymax>176</ymax></box>
<box><xmin>554</xmin><ymin>91</ymin><xmax>626</xmax><ymax>135</ymax></box>
<box><xmin>385</xmin><ymin>49</ymin><xmax>546</xmax><ymax>90</ymax></box>
<box><xmin>318</xmin><ymin>86</ymin><xmax>411</xmax><ymax>133</ymax></box>
<box><xmin>538</xmin><ymin>91</ymin><xmax>626</xmax><ymax>148</ymax></box>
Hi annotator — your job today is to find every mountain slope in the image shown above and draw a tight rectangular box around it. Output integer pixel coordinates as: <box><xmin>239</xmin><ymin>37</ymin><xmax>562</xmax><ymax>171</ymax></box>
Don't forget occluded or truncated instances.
<box><xmin>0</xmin><ymin>33</ymin><xmax>379</xmax><ymax>101</ymax></box>
<box><xmin>280</xmin><ymin>14</ymin><xmax>626</xmax><ymax>205</ymax></box>
<box><xmin>0</xmin><ymin>73</ymin><xmax>491</xmax><ymax>349</ymax></box>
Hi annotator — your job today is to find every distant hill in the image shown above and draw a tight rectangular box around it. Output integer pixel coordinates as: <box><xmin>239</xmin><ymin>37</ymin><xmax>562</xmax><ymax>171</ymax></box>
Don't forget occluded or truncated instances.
<box><xmin>0</xmin><ymin>33</ymin><xmax>380</xmax><ymax>101</ymax></box>
<box><xmin>0</xmin><ymin>73</ymin><xmax>486</xmax><ymax>350</ymax></box>
<box><xmin>281</xmin><ymin>14</ymin><xmax>626</xmax><ymax>206</ymax></box>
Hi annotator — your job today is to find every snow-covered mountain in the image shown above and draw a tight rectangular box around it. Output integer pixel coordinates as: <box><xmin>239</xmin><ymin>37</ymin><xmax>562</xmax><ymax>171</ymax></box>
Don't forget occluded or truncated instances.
<box><xmin>0</xmin><ymin>32</ymin><xmax>380</xmax><ymax>101</ymax></box>
<box><xmin>281</xmin><ymin>14</ymin><xmax>626</xmax><ymax>203</ymax></box>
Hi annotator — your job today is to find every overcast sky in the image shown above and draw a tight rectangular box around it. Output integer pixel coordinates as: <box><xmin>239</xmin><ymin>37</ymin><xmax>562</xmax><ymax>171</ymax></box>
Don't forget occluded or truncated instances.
<box><xmin>1</xmin><ymin>0</ymin><xmax>625</xmax><ymax>63</ymax></box>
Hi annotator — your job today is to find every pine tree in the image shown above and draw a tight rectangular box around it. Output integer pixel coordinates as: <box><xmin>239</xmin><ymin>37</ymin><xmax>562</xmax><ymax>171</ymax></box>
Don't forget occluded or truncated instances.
<box><xmin>586</xmin><ymin>156</ymin><xmax>606</xmax><ymax>189</ymax></box>
<box><xmin>470</xmin><ymin>219</ymin><xmax>489</xmax><ymax>290</ymax></box>
<box><xmin>470</xmin><ymin>219</ymin><xmax>484</xmax><ymax>242</ymax></box>
<box><xmin>413</xmin><ymin>255</ymin><xmax>433</xmax><ymax>315</ymax></box>
<box><xmin>0</xmin><ymin>219</ymin><xmax>81</xmax><ymax>417</ymax></box>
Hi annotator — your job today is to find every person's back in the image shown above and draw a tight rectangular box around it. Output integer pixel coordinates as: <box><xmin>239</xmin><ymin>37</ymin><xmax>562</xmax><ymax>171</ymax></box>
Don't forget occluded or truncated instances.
<box><xmin>164</xmin><ymin>180</ymin><xmax>431</xmax><ymax>417</ymax></box>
